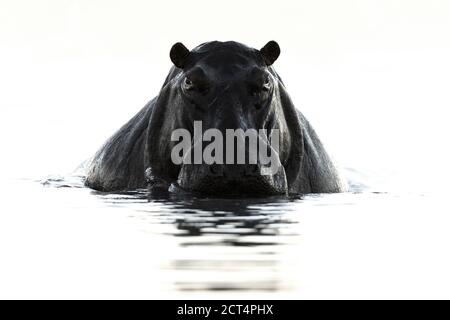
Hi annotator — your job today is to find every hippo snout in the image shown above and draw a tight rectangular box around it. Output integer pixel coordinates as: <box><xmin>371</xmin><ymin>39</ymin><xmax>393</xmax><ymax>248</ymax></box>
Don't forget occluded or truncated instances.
<box><xmin>177</xmin><ymin>163</ymin><xmax>288</xmax><ymax>196</ymax></box>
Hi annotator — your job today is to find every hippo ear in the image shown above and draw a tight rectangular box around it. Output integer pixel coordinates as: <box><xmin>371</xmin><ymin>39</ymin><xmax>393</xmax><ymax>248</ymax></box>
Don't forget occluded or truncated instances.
<box><xmin>260</xmin><ymin>41</ymin><xmax>280</xmax><ymax>66</ymax></box>
<box><xmin>170</xmin><ymin>42</ymin><xmax>190</xmax><ymax>69</ymax></box>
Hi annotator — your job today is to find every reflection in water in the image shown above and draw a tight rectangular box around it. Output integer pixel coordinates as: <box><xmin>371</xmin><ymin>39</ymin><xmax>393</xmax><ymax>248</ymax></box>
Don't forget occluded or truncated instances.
<box><xmin>92</xmin><ymin>188</ymin><xmax>303</xmax><ymax>292</ymax></box>
<box><xmin>31</xmin><ymin>171</ymin><xmax>450</xmax><ymax>298</ymax></box>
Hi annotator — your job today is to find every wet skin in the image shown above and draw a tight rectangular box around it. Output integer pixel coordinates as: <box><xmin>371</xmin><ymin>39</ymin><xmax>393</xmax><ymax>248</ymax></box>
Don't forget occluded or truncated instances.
<box><xmin>85</xmin><ymin>41</ymin><xmax>346</xmax><ymax>196</ymax></box>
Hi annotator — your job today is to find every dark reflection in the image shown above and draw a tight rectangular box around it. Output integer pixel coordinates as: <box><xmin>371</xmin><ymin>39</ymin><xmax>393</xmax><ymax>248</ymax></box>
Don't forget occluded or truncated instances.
<box><xmin>176</xmin><ymin>280</ymin><xmax>283</xmax><ymax>292</ymax></box>
<box><xmin>44</xmin><ymin>175</ymin><xmax>304</xmax><ymax>293</ymax></box>
<box><xmin>93</xmin><ymin>188</ymin><xmax>301</xmax><ymax>241</ymax></box>
<box><xmin>106</xmin><ymin>191</ymin><xmax>301</xmax><ymax>292</ymax></box>
<box><xmin>154</xmin><ymin>193</ymin><xmax>299</xmax><ymax>292</ymax></box>
<box><xmin>148</xmin><ymin>191</ymin><xmax>300</xmax><ymax>241</ymax></box>
<box><xmin>94</xmin><ymin>189</ymin><xmax>302</xmax><ymax>292</ymax></box>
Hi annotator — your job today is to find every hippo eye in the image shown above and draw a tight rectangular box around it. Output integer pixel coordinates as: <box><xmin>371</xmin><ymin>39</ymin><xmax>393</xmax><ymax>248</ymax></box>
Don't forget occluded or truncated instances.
<box><xmin>262</xmin><ymin>77</ymin><xmax>271</xmax><ymax>91</ymax></box>
<box><xmin>249</xmin><ymin>75</ymin><xmax>272</xmax><ymax>97</ymax></box>
<box><xmin>183</xmin><ymin>77</ymin><xmax>194</xmax><ymax>91</ymax></box>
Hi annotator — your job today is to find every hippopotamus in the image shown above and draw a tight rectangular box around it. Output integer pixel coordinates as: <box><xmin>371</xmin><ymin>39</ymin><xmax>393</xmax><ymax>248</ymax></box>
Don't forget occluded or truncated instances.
<box><xmin>85</xmin><ymin>41</ymin><xmax>346</xmax><ymax>196</ymax></box>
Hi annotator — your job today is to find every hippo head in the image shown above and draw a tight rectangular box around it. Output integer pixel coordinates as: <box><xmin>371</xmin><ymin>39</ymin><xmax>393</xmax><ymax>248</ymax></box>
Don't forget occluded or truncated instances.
<box><xmin>145</xmin><ymin>41</ymin><xmax>304</xmax><ymax>196</ymax></box>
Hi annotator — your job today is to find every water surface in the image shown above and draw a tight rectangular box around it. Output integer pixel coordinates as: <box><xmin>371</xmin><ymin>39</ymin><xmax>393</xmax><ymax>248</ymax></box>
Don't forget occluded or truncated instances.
<box><xmin>1</xmin><ymin>172</ymin><xmax>449</xmax><ymax>299</ymax></box>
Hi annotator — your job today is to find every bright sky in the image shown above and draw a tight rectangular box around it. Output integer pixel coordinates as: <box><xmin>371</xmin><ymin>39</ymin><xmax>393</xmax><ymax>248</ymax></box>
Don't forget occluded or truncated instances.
<box><xmin>0</xmin><ymin>0</ymin><xmax>449</xmax><ymax>190</ymax></box>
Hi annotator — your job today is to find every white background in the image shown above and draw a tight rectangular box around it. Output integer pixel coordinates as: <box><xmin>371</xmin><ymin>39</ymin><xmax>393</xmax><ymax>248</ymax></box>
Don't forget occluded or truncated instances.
<box><xmin>1</xmin><ymin>0</ymin><xmax>450</xmax><ymax>299</ymax></box>
<box><xmin>1</xmin><ymin>0</ymin><xmax>449</xmax><ymax>186</ymax></box>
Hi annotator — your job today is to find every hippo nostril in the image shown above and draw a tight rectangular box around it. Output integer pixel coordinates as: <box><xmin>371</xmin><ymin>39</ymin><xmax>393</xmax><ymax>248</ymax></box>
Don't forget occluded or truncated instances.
<box><xmin>209</xmin><ymin>163</ymin><xmax>223</xmax><ymax>176</ymax></box>
<box><xmin>245</xmin><ymin>164</ymin><xmax>259</xmax><ymax>176</ymax></box>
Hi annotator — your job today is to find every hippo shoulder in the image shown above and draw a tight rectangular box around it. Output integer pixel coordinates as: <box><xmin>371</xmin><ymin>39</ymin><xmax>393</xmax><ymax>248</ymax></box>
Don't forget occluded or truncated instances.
<box><xmin>85</xmin><ymin>99</ymin><xmax>155</xmax><ymax>191</ymax></box>
<box><xmin>296</xmin><ymin>110</ymin><xmax>347</xmax><ymax>193</ymax></box>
